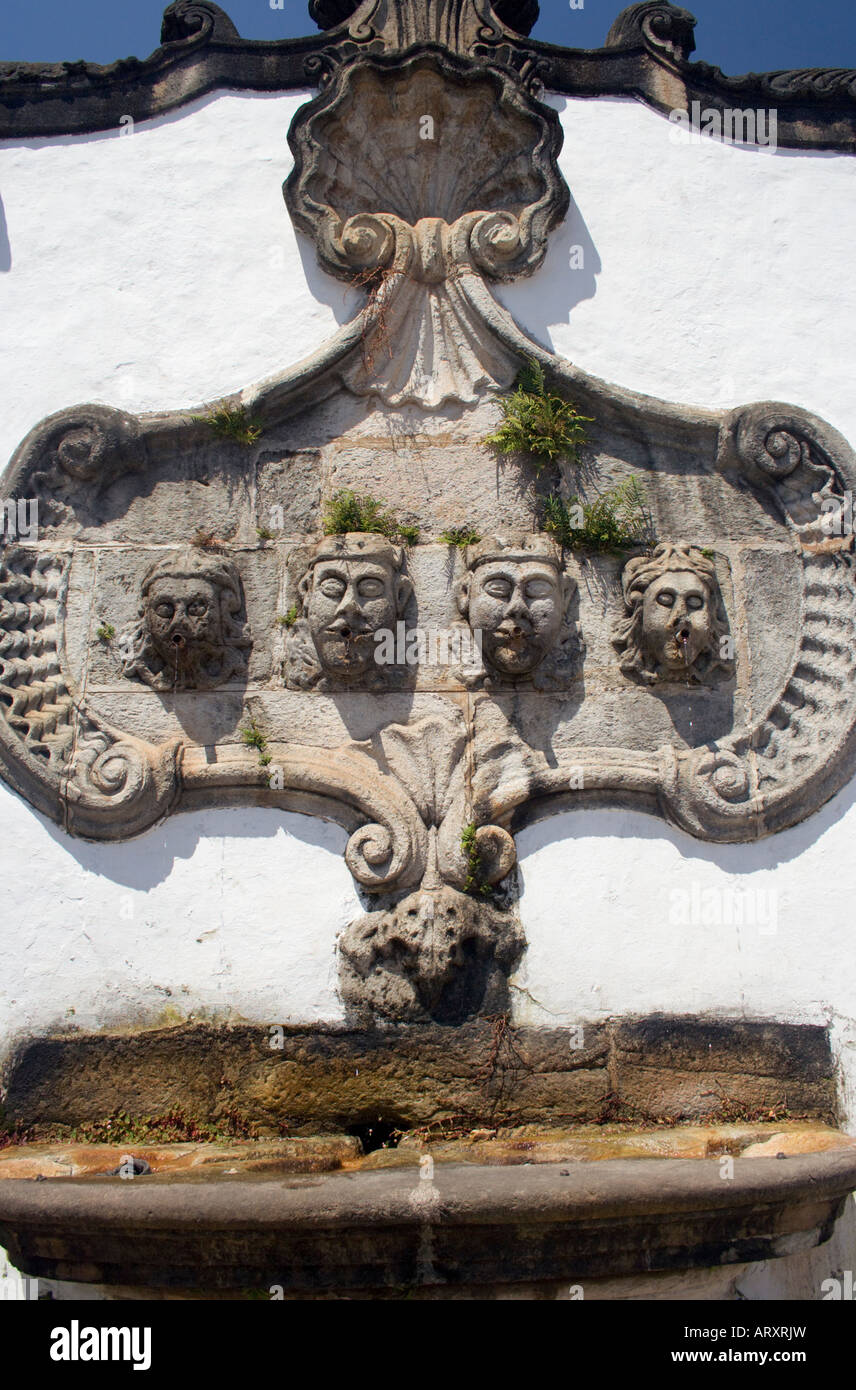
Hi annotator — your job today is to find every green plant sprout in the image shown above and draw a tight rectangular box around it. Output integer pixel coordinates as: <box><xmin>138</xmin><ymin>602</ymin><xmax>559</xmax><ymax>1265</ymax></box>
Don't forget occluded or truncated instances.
<box><xmin>276</xmin><ymin>605</ymin><xmax>299</xmax><ymax>628</ymax></box>
<box><xmin>193</xmin><ymin>403</ymin><xmax>262</xmax><ymax>447</ymax></box>
<box><xmin>96</xmin><ymin>622</ymin><xmax>115</xmax><ymax>642</ymax></box>
<box><xmin>439</xmin><ymin>527</ymin><xmax>482</xmax><ymax>548</ymax></box>
<box><xmin>484</xmin><ymin>358</ymin><xmax>592</xmax><ymax>472</ymax></box>
<box><xmin>322</xmin><ymin>489</ymin><xmax>416</xmax><ymax>545</ymax></box>
<box><xmin>461</xmin><ymin>822</ymin><xmax>491</xmax><ymax>898</ymax></box>
<box><xmin>542</xmin><ymin>477</ymin><xmax>653</xmax><ymax>553</ymax></box>
<box><xmin>241</xmin><ymin>718</ymin><xmax>271</xmax><ymax>767</ymax></box>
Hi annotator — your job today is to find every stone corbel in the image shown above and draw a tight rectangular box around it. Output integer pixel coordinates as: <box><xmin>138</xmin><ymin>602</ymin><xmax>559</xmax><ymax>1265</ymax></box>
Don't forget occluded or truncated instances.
<box><xmin>333</xmin><ymin>713</ymin><xmax>522</xmax><ymax>1022</ymax></box>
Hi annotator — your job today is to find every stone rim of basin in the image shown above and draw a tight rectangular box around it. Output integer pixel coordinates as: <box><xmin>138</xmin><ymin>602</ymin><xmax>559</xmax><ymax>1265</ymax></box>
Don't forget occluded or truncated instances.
<box><xmin>1</xmin><ymin>1147</ymin><xmax>855</xmax><ymax>1293</ymax></box>
<box><xmin>0</xmin><ymin>1121</ymin><xmax>852</xmax><ymax>1180</ymax></box>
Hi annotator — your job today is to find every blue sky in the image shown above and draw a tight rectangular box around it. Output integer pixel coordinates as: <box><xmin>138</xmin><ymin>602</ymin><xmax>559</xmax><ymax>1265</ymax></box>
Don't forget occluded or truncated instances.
<box><xmin>2</xmin><ymin>0</ymin><xmax>855</xmax><ymax>70</ymax></box>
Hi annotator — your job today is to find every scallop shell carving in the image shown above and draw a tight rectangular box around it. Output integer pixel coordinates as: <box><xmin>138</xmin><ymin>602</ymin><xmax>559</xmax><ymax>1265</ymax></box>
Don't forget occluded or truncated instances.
<box><xmin>285</xmin><ymin>49</ymin><xmax>569</xmax><ymax>406</ymax></box>
<box><xmin>300</xmin><ymin>63</ymin><xmax>547</xmax><ymax>228</ymax></box>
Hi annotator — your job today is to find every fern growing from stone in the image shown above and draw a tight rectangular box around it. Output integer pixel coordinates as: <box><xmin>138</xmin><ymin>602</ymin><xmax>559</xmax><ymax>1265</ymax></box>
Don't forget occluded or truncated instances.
<box><xmin>439</xmin><ymin>527</ymin><xmax>482</xmax><ymax>548</ymax></box>
<box><xmin>193</xmin><ymin>404</ymin><xmax>262</xmax><ymax>447</ymax></box>
<box><xmin>322</xmin><ymin>489</ymin><xmax>417</xmax><ymax>545</ymax></box>
<box><xmin>543</xmin><ymin>478</ymin><xmax>653</xmax><ymax>553</ymax></box>
<box><xmin>484</xmin><ymin>359</ymin><xmax>592</xmax><ymax>471</ymax></box>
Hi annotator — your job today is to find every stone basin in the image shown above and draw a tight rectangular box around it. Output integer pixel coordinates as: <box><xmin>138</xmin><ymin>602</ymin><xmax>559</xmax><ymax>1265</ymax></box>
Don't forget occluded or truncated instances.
<box><xmin>1</xmin><ymin>1122</ymin><xmax>855</xmax><ymax>1297</ymax></box>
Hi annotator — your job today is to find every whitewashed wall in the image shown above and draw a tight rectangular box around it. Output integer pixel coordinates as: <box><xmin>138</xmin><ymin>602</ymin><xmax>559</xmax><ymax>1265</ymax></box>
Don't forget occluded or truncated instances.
<box><xmin>501</xmin><ymin>95</ymin><xmax>856</xmax><ymax>448</ymax></box>
<box><xmin>1</xmin><ymin>89</ymin><xmax>855</xmax><ymax>1172</ymax></box>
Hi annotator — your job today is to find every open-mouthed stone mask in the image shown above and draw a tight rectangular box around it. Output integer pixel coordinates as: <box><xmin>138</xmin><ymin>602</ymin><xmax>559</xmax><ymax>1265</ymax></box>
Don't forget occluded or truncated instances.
<box><xmin>457</xmin><ymin>535</ymin><xmax>574</xmax><ymax>683</ymax></box>
<box><xmin>613</xmin><ymin>543</ymin><xmax>732</xmax><ymax>687</ymax></box>
<box><xmin>122</xmin><ymin>551</ymin><xmax>251</xmax><ymax>691</ymax></box>
<box><xmin>306</xmin><ymin>557</ymin><xmax>399</xmax><ymax>677</ymax></box>
<box><xmin>641</xmin><ymin>569</ymin><xmax>714</xmax><ymax>676</ymax></box>
<box><xmin>146</xmin><ymin>576</ymin><xmax>222</xmax><ymax>677</ymax></box>
<box><xmin>466</xmin><ymin>559</ymin><xmax>567</xmax><ymax>678</ymax></box>
<box><xmin>295</xmin><ymin>533</ymin><xmax>412</xmax><ymax>682</ymax></box>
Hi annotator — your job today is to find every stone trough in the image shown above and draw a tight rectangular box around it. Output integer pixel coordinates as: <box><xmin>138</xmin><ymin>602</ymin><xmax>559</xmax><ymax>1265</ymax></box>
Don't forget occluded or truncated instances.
<box><xmin>2</xmin><ymin>1123</ymin><xmax>855</xmax><ymax>1299</ymax></box>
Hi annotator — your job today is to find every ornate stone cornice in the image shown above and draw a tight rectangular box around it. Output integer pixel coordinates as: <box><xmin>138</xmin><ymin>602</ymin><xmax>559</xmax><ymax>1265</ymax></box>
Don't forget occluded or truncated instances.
<box><xmin>0</xmin><ymin>0</ymin><xmax>853</xmax><ymax>151</ymax></box>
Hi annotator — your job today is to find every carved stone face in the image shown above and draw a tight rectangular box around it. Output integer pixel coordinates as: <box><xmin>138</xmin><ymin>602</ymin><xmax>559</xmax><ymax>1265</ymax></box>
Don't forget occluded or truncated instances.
<box><xmin>145</xmin><ymin>576</ymin><xmax>223</xmax><ymax>680</ymax></box>
<box><xmin>612</xmin><ymin>543</ymin><xmax>731</xmax><ymax>687</ymax></box>
<box><xmin>121</xmin><ymin>551</ymin><xmax>251</xmax><ymax>692</ymax></box>
<box><xmin>641</xmin><ymin>569</ymin><xmax>714</xmax><ymax>677</ymax></box>
<box><xmin>305</xmin><ymin>557</ymin><xmax>399</xmax><ymax>678</ymax></box>
<box><xmin>465</xmin><ymin>559</ymin><xmax>567</xmax><ymax>678</ymax></box>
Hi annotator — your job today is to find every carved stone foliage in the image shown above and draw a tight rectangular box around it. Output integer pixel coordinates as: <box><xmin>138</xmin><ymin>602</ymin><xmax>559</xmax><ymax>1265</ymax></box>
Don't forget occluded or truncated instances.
<box><xmin>455</xmin><ymin>533</ymin><xmax>580</xmax><ymax>689</ymax></box>
<box><xmin>342</xmin><ymin>713</ymin><xmax>517</xmax><ymax>896</ymax></box>
<box><xmin>283</xmin><ymin>533</ymin><xmax>412</xmax><ymax>690</ymax></box>
<box><xmin>285</xmin><ymin>49</ymin><xmax>568</xmax><ymax>405</ymax></box>
<box><xmin>612</xmin><ymin>543</ymin><xmax>733</xmax><ymax>687</ymax></box>
<box><xmin>334</xmin><ymin>714</ymin><xmax>521</xmax><ymax>1022</ymax></box>
<box><xmin>121</xmin><ymin>550</ymin><xmax>252</xmax><ymax>692</ymax></box>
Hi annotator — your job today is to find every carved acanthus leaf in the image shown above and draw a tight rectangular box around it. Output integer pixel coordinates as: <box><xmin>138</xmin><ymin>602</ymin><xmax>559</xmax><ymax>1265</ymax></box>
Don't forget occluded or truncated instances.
<box><xmin>377</xmin><ymin>715</ymin><xmax>468</xmax><ymax>827</ymax></box>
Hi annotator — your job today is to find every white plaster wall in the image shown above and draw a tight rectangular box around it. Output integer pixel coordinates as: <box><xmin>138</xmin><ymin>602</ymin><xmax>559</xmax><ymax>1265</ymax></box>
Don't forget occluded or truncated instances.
<box><xmin>0</xmin><ymin>797</ymin><xmax>356</xmax><ymax>1049</ymax></box>
<box><xmin>2</xmin><ymin>90</ymin><xmax>853</xmax><ymax>461</ymax></box>
<box><xmin>1</xmin><ymin>89</ymin><xmax>855</xmax><ymax>1128</ymax></box>
<box><xmin>0</xmin><ymin>90</ymin><xmax>356</xmax><ymax>464</ymax></box>
<box><xmin>500</xmin><ymin>95</ymin><xmax>856</xmax><ymax>448</ymax></box>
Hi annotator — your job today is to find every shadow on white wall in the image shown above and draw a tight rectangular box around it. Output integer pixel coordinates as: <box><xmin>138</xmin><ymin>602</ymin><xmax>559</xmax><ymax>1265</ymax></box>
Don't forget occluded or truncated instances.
<box><xmin>0</xmin><ymin>191</ymin><xmax>10</xmax><ymax>272</ymax></box>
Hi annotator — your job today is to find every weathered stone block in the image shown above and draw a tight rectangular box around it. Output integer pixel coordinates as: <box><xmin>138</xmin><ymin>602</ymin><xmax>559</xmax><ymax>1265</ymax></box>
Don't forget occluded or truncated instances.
<box><xmin>3</xmin><ymin>1017</ymin><xmax>836</xmax><ymax>1134</ymax></box>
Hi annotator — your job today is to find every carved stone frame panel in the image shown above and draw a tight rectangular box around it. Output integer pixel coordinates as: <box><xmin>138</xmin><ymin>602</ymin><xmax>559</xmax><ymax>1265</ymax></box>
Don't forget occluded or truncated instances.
<box><xmin>3</xmin><ymin>318</ymin><xmax>855</xmax><ymax>860</ymax></box>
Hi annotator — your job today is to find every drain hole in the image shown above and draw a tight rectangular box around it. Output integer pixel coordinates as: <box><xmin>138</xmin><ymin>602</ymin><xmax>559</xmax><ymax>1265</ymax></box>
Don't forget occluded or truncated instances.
<box><xmin>347</xmin><ymin>1118</ymin><xmax>408</xmax><ymax>1154</ymax></box>
<box><xmin>103</xmin><ymin>1156</ymin><xmax>151</xmax><ymax>1177</ymax></box>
